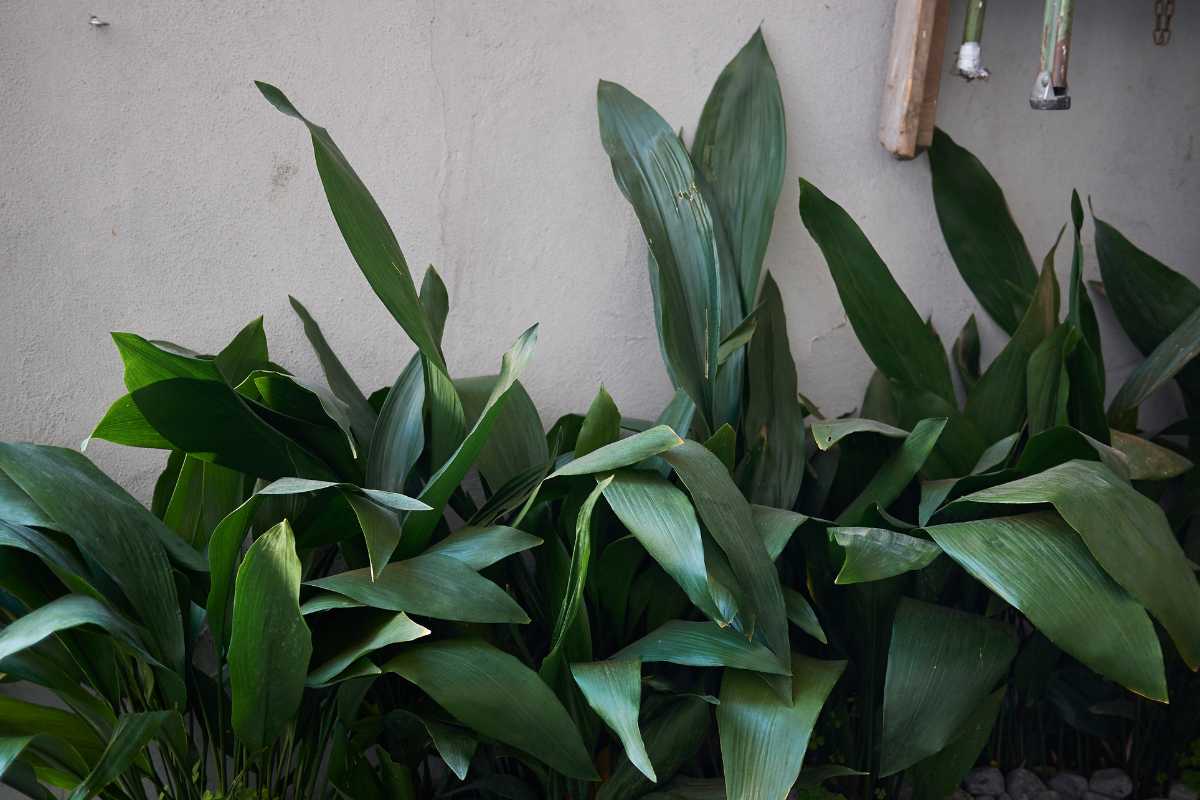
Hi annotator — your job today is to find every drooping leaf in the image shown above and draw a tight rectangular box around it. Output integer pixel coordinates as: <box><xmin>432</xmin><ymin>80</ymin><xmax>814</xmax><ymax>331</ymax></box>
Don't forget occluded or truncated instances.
<box><xmin>926</xmin><ymin>511</ymin><xmax>1166</xmax><ymax>701</ymax></box>
<box><xmin>0</xmin><ymin>444</ymin><xmax>188</xmax><ymax>673</ymax></box>
<box><xmin>602</xmin><ymin>470</ymin><xmax>729</xmax><ymax>624</ymax></box>
<box><xmin>692</xmin><ymin>28</ymin><xmax>786</xmax><ymax>310</ymax></box>
<box><xmin>307</xmin><ymin>611</ymin><xmax>429</xmax><ymax>687</ymax></box>
<box><xmin>810</xmin><ymin>418</ymin><xmax>908</xmax><ymax>451</ymax></box>
<box><xmin>799</xmin><ymin>179</ymin><xmax>955</xmax><ymax>404</ymax></box>
<box><xmin>66</xmin><ymin>711</ymin><xmax>175</xmax><ymax>800</ymax></box>
<box><xmin>1108</xmin><ymin>429</ymin><xmax>1192</xmax><ymax>480</ymax></box>
<box><xmin>928</xmin><ymin>128</ymin><xmax>1037</xmax><ymax>334</ymax></box>
<box><xmin>664</xmin><ymin>442</ymin><xmax>788</xmax><ymax>663</ymax></box>
<box><xmin>613</xmin><ymin>621</ymin><xmax>789</xmax><ymax>675</ymax></box>
<box><xmin>422</xmin><ymin>525</ymin><xmax>542</xmax><ymax>570</ymax></box>
<box><xmin>552</xmin><ymin>425</ymin><xmax>684</xmax><ymax>479</ymax></box>
<box><xmin>954</xmin><ymin>460</ymin><xmax>1200</xmax><ymax>670</ymax></box>
<box><xmin>598</xmin><ymin>80</ymin><xmax>722</xmax><ymax>423</ymax></box>
<box><xmin>258</xmin><ymin>84</ymin><xmax>445</xmax><ymax>369</ymax></box>
<box><xmin>383</xmin><ymin>639</ymin><xmax>597</xmax><ymax>780</ymax></box>
<box><xmin>571</xmin><ymin>659</ymin><xmax>655</xmax><ymax>782</ymax></box>
<box><xmin>1109</xmin><ymin>305</ymin><xmax>1200</xmax><ymax>429</ymax></box>
<box><xmin>0</xmin><ymin>595</ymin><xmax>159</xmax><ymax>668</ymax></box>
<box><xmin>0</xmin><ymin>696</ymin><xmax>103</xmax><ymax>769</ymax></box>
<box><xmin>597</xmin><ymin>697</ymin><xmax>711</xmax><ymax>800</ymax></box>
<box><xmin>228</xmin><ymin>520</ymin><xmax>312</xmax><ymax>750</ymax></box>
<box><xmin>831</xmin><ymin>527</ymin><xmax>942</xmax><ymax>584</ymax></box>
<box><xmin>308</xmin><ymin>552</ymin><xmax>528</xmax><ymax>623</ymax></box>
<box><xmin>880</xmin><ymin>599</ymin><xmax>1016</xmax><ymax>775</ymax></box>
<box><xmin>751</xmin><ymin>504</ymin><xmax>807</xmax><ymax>562</ymax></box>
<box><xmin>836</xmin><ymin>417</ymin><xmax>947</xmax><ymax>525</ymax></box>
<box><xmin>101</xmin><ymin>332</ymin><xmax>330</xmax><ymax>480</ymax></box>
<box><xmin>544</xmin><ymin>478</ymin><xmax>610</xmax><ymax>669</ymax></box>
<box><xmin>743</xmin><ymin>273</ymin><xmax>806</xmax><ymax>510</ymax></box>
<box><xmin>718</xmin><ymin>653</ymin><xmax>845</xmax><ymax>800</ymax></box>
<box><xmin>783</xmin><ymin>588</ymin><xmax>827</xmax><ymax>644</ymax></box>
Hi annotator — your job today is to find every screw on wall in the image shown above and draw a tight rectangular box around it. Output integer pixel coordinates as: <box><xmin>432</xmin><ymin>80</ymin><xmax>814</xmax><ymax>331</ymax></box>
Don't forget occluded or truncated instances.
<box><xmin>88</xmin><ymin>14</ymin><xmax>110</xmax><ymax>28</ymax></box>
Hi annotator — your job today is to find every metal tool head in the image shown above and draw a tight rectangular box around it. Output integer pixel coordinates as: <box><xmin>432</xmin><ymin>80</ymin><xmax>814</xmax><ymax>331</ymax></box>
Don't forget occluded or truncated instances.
<box><xmin>1029</xmin><ymin>71</ymin><xmax>1071</xmax><ymax>110</ymax></box>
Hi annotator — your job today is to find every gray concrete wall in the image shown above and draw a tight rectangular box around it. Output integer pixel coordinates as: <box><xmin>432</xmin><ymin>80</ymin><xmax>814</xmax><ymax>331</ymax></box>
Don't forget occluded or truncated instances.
<box><xmin>2</xmin><ymin>0</ymin><xmax>1198</xmax><ymax>501</ymax></box>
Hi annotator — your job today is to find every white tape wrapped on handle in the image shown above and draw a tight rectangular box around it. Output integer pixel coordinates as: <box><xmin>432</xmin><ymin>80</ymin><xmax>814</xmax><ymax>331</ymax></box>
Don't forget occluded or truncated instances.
<box><xmin>956</xmin><ymin>42</ymin><xmax>989</xmax><ymax>80</ymax></box>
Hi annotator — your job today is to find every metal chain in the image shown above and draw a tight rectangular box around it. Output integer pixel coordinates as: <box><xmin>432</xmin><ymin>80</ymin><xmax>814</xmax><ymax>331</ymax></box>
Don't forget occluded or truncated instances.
<box><xmin>1154</xmin><ymin>0</ymin><xmax>1175</xmax><ymax>45</ymax></box>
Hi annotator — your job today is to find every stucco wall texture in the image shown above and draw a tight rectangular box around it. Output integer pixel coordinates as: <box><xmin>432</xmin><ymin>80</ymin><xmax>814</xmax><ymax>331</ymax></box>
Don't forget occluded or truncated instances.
<box><xmin>2</xmin><ymin>1</ymin><xmax>1198</xmax><ymax>500</ymax></box>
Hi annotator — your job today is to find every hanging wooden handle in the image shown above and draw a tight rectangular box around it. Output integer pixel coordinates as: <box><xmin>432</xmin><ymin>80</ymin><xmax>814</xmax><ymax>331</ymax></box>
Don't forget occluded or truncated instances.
<box><xmin>879</xmin><ymin>0</ymin><xmax>951</xmax><ymax>159</ymax></box>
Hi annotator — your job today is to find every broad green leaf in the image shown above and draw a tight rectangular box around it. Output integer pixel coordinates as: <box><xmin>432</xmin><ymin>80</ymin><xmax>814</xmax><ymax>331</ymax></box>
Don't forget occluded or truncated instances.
<box><xmin>718</xmin><ymin>653</ymin><xmax>845</xmax><ymax>800</ymax></box>
<box><xmin>907</xmin><ymin>688</ymin><xmax>1006</xmax><ymax>800</ymax></box>
<box><xmin>1026</xmin><ymin>323</ymin><xmax>1075</xmax><ymax>435</ymax></box>
<box><xmin>287</xmin><ymin>295</ymin><xmax>378</xmax><ymax>447</ymax></box>
<box><xmin>783</xmin><ymin>588</ymin><xmax>827</xmax><ymax>644</ymax></box>
<box><xmin>717</xmin><ymin>313</ymin><xmax>757</xmax><ymax>366</ymax></box>
<box><xmin>552</xmin><ymin>425</ymin><xmax>684</xmax><ymax>479</ymax></box>
<box><xmin>0</xmin><ymin>521</ymin><xmax>101</xmax><ymax>601</ymax></box>
<box><xmin>258</xmin><ymin>84</ymin><xmax>445</xmax><ymax>370</ymax></box>
<box><xmin>1108</xmin><ymin>429</ymin><xmax>1192</xmax><ymax>480</ymax></box>
<box><xmin>1109</xmin><ymin>305</ymin><xmax>1200</xmax><ymax>428</ymax></box>
<box><xmin>1093</xmin><ymin>212</ymin><xmax>1200</xmax><ymax>397</ymax></box>
<box><xmin>0</xmin><ymin>473</ymin><xmax>56</xmax><ymax>531</ymax></box>
<box><xmin>603</xmin><ymin>470</ymin><xmax>729</xmax><ymax>624</ymax></box>
<box><xmin>0</xmin><ymin>595</ymin><xmax>158</xmax><ymax>668</ymax></box>
<box><xmin>214</xmin><ymin>316</ymin><xmax>270</xmax><ymax>386</ymax></box>
<box><xmin>544</xmin><ymin>478</ymin><xmax>610</xmax><ymax>667</ymax></box>
<box><xmin>927</xmin><ymin>511</ymin><xmax>1166</xmax><ymax>701</ymax></box>
<box><xmin>810</xmin><ymin>418</ymin><xmax>908</xmax><ymax>451</ymax></box>
<box><xmin>399</xmin><ymin>325</ymin><xmax>539</xmax><ymax>556</ymax></box>
<box><xmin>102</xmin><ymin>332</ymin><xmax>330</xmax><ymax>479</ymax></box>
<box><xmin>702</xmin><ymin>424</ymin><xmax>736</xmax><ymax>473</ymax></box>
<box><xmin>420</xmin><ymin>265</ymin><xmax>450</xmax><ymax>346</ymax></box>
<box><xmin>246</xmin><ymin>368</ymin><xmax>359</xmax><ymax>459</ymax></box>
<box><xmin>955</xmin><ymin>460</ymin><xmax>1200</xmax><ymax>670</ymax></box>
<box><xmin>598</xmin><ymin>697</ymin><xmax>711</xmax><ymax>800</ymax></box>
<box><xmin>67</xmin><ymin>711</ymin><xmax>174</xmax><ymax>800</ymax></box>
<box><xmin>928</xmin><ymin>128</ymin><xmax>1037</xmax><ymax>333</ymax></box>
<box><xmin>307</xmin><ymin>611</ymin><xmax>429</xmax><ymax>687</ymax></box>
<box><xmin>831</xmin><ymin>527</ymin><xmax>941</xmax><ymax>584</ymax></box>
<box><xmin>750</xmin><ymin>504</ymin><xmax>807</xmax><ymax>562</ymax></box>
<box><xmin>162</xmin><ymin>455</ymin><xmax>247</xmax><ymax>549</ymax></box>
<box><xmin>836</xmin><ymin>417</ymin><xmax>947</xmax><ymax>525</ymax></box>
<box><xmin>571</xmin><ymin>659</ymin><xmax>654</xmax><ymax>782</ymax></box>
<box><xmin>613</xmin><ymin>621</ymin><xmax>789</xmax><ymax>675</ymax></box>
<box><xmin>458</xmin><ymin>376</ymin><xmax>548</xmax><ymax>491</ymax></box>
<box><xmin>423</xmin><ymin>525</ymin><xmax>542</xmax><ymax>570</ymax></box>
<box><xmin>598</xmin><ymin>80</ymin><xmax>721</xmax><ymax>423</ymax></box>
<box><xmin>0</xmin><ymin>444</ymin><xmax>188</xmax><ymax>673</ymax></box>
<box><xmin>229</xmin><ymin>521</ymin><xmax>312</xmax><ymax>750</ymax></box>
<box><xmin>89</xmin><ymin>394</ymin><xmax>173</xmax><ymax>450</ymax></box>
<box><xmin>206</xmin><ymin>495</ymin><xmax>261</xmax><ymax>649</ymax></box>
<box><xmin>367</xmin><ymin>355</ymin><xmax>424</xmax><ymax>493</ymax></box>
<box><xmin>799</xmin><ymin>178</ymin><xmax>954</xmax><ymax>404</ymax></box>
<box><xmin>343</xmin><ymin>492</ymin><xmax>402</xmax><ymax>581</ymax></box>
<box><xmin>309</xmin><ymin>552</ymin><xmax>528</xmax><ymax>623</ymax></box>
<box><xmin>576</xmin><ymin>386</ymin><xmax>622</xmax><ymax>459</ymax></box>
<box><xmin>742</xmin><ymin>274</ymin><xmax>806</xmax><ymax>510</ymax></box>
<box><xmin>424</xmin><ymin>357</ymin><xmax>467</xmax><ymax>472</ymax></box>
<box><xmin>383</xmin><ymin>639</ymin><xmax>597</xmax><ymax>780</ymax></box>
<box><xmin>692</xmin><ymin>28</ymin><xmax>785</xmax><ymax>310</ymax></box>
<box><xmin>965</xmin><ymin>239</ymin><xmax>1061</xmax><ymax>443</ymax></box>
<box><xmin>0</xmin><ymin>696</ymin><xmax>101</xmax><ymax>771</ymax></box>
<box><xmin>664</xmin><ymin>442</ymin><xmax>788</xmax><ymax>663</ymax></box>
<box><xmin>880</xmin><ymin>599</ymin><xmax>1016</xmax><ymax>775</ymax></box>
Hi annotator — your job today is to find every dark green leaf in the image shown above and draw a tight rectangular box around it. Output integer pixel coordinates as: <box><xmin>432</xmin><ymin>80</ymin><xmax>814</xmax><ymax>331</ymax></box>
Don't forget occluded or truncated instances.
<box><xmin>0</xmin><ymin>595</ymin><xmax>158</xmax><ymax>669</ymax></box>
<box><xmin>836</xmin><ymin>417</ymin><xmax>947</xmax><ymax>524</ymax></box>
<box><xmin>831</xmin><ymin>527</ymin><xmax>942</xmax><ymax>584</ymax></box>
<box><xmin>907</xmin><ymin>688</ymin><xmax>1006</xmax><ymax>800</ymax></box>
<box><xmin>928</xmin><ymin>128</ymin><xmax>1037</xmax><ymax>333</ymax></box>
<box><xmin>366</xmin><ymin>355</ymin><xmax>424</xmax><ymax>493</ymax></box>
<box><xmin>214</xmin><ymin>316</ymin><xmax>270</xmax><ymax>386</ymax></box>
<box><xmin>422</xmin><ymin>525</ymin><xmax>542</xmax><ymax>570</ymax></box>
<box><xmin>571</xmin><ymin>659</ymin><xmax>654</xmax><ymax>782</ymax></box>
<box><xmin>613</xmin><ymin>621</ymin><xmax>789</xmax><ymax>675</ymax></box>
<box><xmin>458</xmin><ymin>376</ymin><xmax>548</xmax><ymax>492</ymax></box>
<box><xmin>810</xmin><ymin>418</ymin><xmax>908</xmax><ymax>451</ymax></box>
<box><xmin>576</xmin><ymin>386</ymin><xmax>622</xmax><ymax>458</ymax></box>
<box><xmin>383</xmin><ymin>639</ymin><xmax>597</xmax><ymax>780</ymax></box>
<box><xmin>67</xmin><ymin>711</ymin><xmax>174</xmax><ymax>800</ymax></box>
<box><xmin>1109</xmin><ymin>305</ymin><xmax>1200</xmax><ymax>428</ymax></box>
<box><xmin>307</xmin><ymin>611</ymin><xmax>429</xmax><ymax>687</ymax></box>
<box><xmin>953</xmin><ymin>314</ymin><xmax>980</xmax><ymax>390</ymax></box>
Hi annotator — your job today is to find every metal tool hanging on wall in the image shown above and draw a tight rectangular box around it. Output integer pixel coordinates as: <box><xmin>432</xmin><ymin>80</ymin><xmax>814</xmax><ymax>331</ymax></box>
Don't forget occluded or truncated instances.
<box><xmin>1030</xmin><ymin>0</ymin><xmax>1074</xmax><ymax>110</ymax></box>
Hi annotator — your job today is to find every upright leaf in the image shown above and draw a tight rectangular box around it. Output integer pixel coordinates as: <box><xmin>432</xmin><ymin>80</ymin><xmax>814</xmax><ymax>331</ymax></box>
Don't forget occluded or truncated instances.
<box><xmin>692</xmin><ymin>28</ymin><xmax>786</xmax><ymax>309</ymax></box>
<box><xmin>598</xmin><ymin>80</ymin><xmax>722</xmax><ymax>423</ymax></box>
<box><xmin>799</xmin><ymin>179</ymin><xmax>954</xmax><ymax>404</ymax></box>
<box><xmin>229</xmin><ymin>521</ymin><xmax>312</xmax><ymax>750</ymax></box>
<box><xmin>258</xmin><ymin>84</ymin><xmax>445</xmax><ymax>369</ymax></box>
<box><xmin>383</xmin><ymin>640</ymin><xmax>597</xmax><ymax>780</ymax></box>
<box><xmin>928</xmin><ymin>129</ymin><xmax>1037</xmax><ymax>333</ymax></box>
<box><xmin>214</xmin><ymin>317</ymin><xmax>270</xmax><ymax>386</ymax></box>
<box><xmin>836</xmin><ymin>417</ymin><xmax>947</xmax><ymax>524</ymax></box>
<box><xmin>367</xmin><ymin>355</ymin><xmax>424</xmax><ymax>492</ymax></box>
<box><xmin>576</xmin><ymin>387</ymin><xmax>622</xmax><ymax>458</ymax></box>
